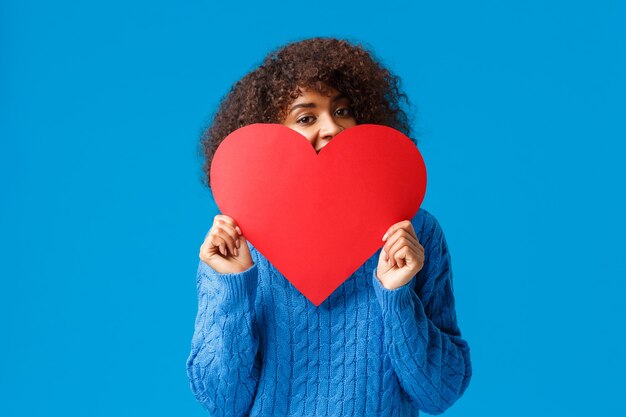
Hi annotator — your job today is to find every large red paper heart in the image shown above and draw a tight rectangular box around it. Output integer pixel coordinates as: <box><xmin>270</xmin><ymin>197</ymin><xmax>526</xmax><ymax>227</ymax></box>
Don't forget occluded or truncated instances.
<box><xmin>211</xmin><ymin>124</ymin><xmax>427</xmax><ymax>306</ymax></box>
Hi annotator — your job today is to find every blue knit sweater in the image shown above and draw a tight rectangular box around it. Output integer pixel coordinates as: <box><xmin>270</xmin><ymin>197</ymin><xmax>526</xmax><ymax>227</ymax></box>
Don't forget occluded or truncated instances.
<box><xmin>186</xmin><ymin>208</ymin><xmax>472</xmax><ymax>416</ymax></box>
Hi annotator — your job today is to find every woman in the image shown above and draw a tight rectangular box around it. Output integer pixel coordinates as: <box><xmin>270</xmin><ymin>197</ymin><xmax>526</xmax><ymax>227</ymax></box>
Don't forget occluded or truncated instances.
<box><xmin>187</xmin><ymin>37</ymin><xmax>472</xmax><ymax>416</ymax></box>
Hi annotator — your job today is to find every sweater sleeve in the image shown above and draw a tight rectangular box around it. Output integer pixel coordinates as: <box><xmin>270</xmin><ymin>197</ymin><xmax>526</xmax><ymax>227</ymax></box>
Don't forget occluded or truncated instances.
<box><xmin>372</xmin><ymin>215</ymin><xmax>472</xmax><ymax>415</ymax></box>
<box><xmin>186</xmin><ymin>251</ymin><xmax>262</xmax><ymax>417</ymax></box>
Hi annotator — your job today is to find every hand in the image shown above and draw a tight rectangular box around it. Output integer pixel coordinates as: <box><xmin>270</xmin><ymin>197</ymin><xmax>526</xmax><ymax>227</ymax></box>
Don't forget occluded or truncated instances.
<box><xmin>376</xmin><ymin>220</ymin><xmax>425</xmax><ymax>290</ymax></box>
<box><xmin>199</xmin><ymin>214</ymin><xmax>254</xmax><ymax>274</ymax></box>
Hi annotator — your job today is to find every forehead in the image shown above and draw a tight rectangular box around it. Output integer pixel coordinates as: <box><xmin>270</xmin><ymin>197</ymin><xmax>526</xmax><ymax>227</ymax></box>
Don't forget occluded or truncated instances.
<box><xmin>292</xmin><ymin>86</ymin><xmax>344</xmax><ymax>102</ymax></box>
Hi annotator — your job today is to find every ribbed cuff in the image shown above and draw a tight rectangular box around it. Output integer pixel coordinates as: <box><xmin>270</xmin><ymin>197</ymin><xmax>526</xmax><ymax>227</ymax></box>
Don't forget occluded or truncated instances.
<box><xmin>218</xmin><ymin>264</ymin><xmax>257</xmax><ymax>302</ymax></box>
<box><xmin>200</xmin><ymin>260</ymin><xmax>258</xmax><ymax>303</ymax></box>
<box><xmin>372</xmin><ymin>269</ymin><xmax>419</xmax><ymax>312</ymax></box>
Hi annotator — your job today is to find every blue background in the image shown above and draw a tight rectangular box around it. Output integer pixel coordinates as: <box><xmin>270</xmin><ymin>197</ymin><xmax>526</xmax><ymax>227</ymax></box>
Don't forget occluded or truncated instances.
<box><xmin>2</xmin><ymin>1</ymin><xmax>625</xmax><ymax>416</ymax></box>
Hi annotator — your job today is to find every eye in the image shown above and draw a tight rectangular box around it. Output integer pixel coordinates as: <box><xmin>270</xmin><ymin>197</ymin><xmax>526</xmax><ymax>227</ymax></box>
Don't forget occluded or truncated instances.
<box><xmin>335</xmin><ymin>107</ymin><xmax>353</xmax><ymax>117</ymax></box>
<box><xmin>296</xmin><ymin>115</ymin><xmax>315</xmax><ymax>125</ymax></box>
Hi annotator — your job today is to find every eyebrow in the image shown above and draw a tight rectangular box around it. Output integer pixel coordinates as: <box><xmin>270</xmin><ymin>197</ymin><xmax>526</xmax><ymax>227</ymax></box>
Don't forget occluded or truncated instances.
<box><xmin>288</xmin><ymin>93</ymin><xmax>348</xmax><ymax>114</ymax></box>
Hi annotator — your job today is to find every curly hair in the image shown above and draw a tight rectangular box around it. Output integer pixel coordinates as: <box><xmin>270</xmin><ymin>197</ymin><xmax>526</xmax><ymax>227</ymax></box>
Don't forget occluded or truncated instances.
<box><xmin>198</xmin><ymin>37</ymin><xmax>417</xmax><ymax>188</ymax></box>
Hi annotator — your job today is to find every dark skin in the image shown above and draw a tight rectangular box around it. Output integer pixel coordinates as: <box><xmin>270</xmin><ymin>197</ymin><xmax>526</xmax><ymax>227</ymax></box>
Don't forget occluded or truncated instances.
<box><xmin>281</xmin><ymin>86</ymin><xmax>356</xmax><ymax>153</ymax></box>
<box><xmin>199</xmin><ymin>86</ymin><xmax>425</xmax><ymax>290</ymax></box>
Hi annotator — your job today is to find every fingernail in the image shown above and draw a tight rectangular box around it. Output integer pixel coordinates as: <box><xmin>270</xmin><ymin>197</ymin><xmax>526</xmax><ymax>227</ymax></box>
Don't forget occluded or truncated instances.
<box><xmin>382</xmin><ymin>232</ymin><xmax>388</xmax><ymax>241</ymax></box>
<box><xmin>234</xmin><ymin>247</ymin><xmax>238</xmax><ymax>256</ymax></box>
<box><xmin>236</xmin><ymin>238</ymin><xmax>240</xmax><ymax>248</ymax></box>
<box><xmin>236</xmin><ymin>226</ymin><xmax>242</xmax><ymax>235</ymax></box>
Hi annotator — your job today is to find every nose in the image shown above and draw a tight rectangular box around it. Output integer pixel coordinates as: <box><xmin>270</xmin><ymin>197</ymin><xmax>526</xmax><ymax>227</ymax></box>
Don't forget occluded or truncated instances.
<box><xmin>315</xmin><ymin>114</ymin><xmax>343</xmax><ymax>152</ymax></box>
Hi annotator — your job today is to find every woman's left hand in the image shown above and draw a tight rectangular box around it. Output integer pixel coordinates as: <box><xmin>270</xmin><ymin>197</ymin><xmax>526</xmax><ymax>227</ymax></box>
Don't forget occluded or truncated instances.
<box><xmin>376</xmin><ymin>220</ymin><xmax>425</xmax><ymax>290</ymax></box>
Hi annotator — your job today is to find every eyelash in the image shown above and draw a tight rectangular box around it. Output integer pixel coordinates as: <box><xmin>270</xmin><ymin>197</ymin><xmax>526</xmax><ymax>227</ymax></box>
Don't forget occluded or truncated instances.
<box><xmin>296</xmin><ymin>107</ymin><xmax>353</xmax><ymax>125</ymax></box>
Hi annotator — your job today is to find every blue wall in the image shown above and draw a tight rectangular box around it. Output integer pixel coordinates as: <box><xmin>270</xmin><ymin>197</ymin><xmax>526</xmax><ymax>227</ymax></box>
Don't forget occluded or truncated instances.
<box><xmin>2</xmin><ymin>1</ymin><xmax>625</xmax><ymax>416</ymax></box>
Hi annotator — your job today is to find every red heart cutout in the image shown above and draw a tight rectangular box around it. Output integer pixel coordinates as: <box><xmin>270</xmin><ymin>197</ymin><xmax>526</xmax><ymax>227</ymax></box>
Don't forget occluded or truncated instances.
<box><xmin>211</xmin><ymin>124</ymin><xmax>427</xmax><ymax>306</ymax></box>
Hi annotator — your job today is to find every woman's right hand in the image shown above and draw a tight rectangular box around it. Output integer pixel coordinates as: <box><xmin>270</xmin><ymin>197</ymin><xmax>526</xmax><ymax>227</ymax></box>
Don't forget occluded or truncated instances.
<box><xmin>199</xmin><ymin>214</ymin><xmax>254</xmax><ymax>274</ymax></box>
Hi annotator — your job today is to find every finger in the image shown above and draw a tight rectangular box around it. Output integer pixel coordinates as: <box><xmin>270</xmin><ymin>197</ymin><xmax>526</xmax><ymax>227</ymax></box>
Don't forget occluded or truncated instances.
<box><xmin>213</xmin><ymin>225</ymin><xmax>239</xmax><ymax>257</ymax></box>
<box><xmin>382</xmin><ymin>220</ymin><xmax>416</xmax><ymax>242</ymax></box>
<box><xmin>396</xmin><ymin>228</ymin><xmax>419</xmax><ymax>248</ymax></box>
<box><xmin>215</xmin><ymin>216</ymin><xmax>243</xmax><ymax>249</ymax></box>
<box><xmin>396</xmin><ymin>251</ymin><xmax>405</xmax><ymax>268</ymax></box>
<box><xmin>209</xmin><ymin>234</ymin><xmax>228</xmax><ymax>257</ymax></box>
<box><xmin>383</xmin><ymin>220</ymin><xmax>417</xmax><ymax>242</ymax></box>
<box><xmin>394</xmin><ymin>246</ymin><xmax>413</xmax><ymax>268</ymax></box>
<box><xmin>404</xmin><ymin>243</ymin><xmax>424</xmax><ymax>269</ymax></box>
<box><xmin>214</xmin><ymin>215</ymin><xmax>243</xmax><ymax>236</ymax></box>
<box><xmin>387</xmin><ymin>236</ymin><xmax>419</xmax><ymax>267</ymax></box>
<box><xmin>213</xmin><ymin>215</ymin><xmax>240</xmax><ymax>234</ymax></box>
<box><xmin>383</xmin><ymin>229</ymin><xmax>418</xmax><ymax>260</ymax></box>
<box><xmin>386</xmin><ymin>244</ymin><xmax>404</xmax><ymax>268</ymax></box>
<box><xmin>220</xmin><ymin>233</ymin><xmax>239</xmax><ymax>257</ymax></box>
<box><xmin>406</xmin><ymin>222</ymin><xmax>417</xmax><ymax>241</ymax></box>
<box><xmin>382</xmin><ymin>220</ymin><xmax>412</xmax><ymax>240</ymax></box>
<box><xmin>394</xmin><ymin>245</ymin><xmax>416</xmax><ymax>269</ymax></box>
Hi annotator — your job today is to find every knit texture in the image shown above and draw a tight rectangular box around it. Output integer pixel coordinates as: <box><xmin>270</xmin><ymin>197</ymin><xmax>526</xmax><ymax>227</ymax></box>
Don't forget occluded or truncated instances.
<box><xmin>186</xmin><ymin>208</ymin><xmax>472</xmax><ymax>416</ymax></box>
